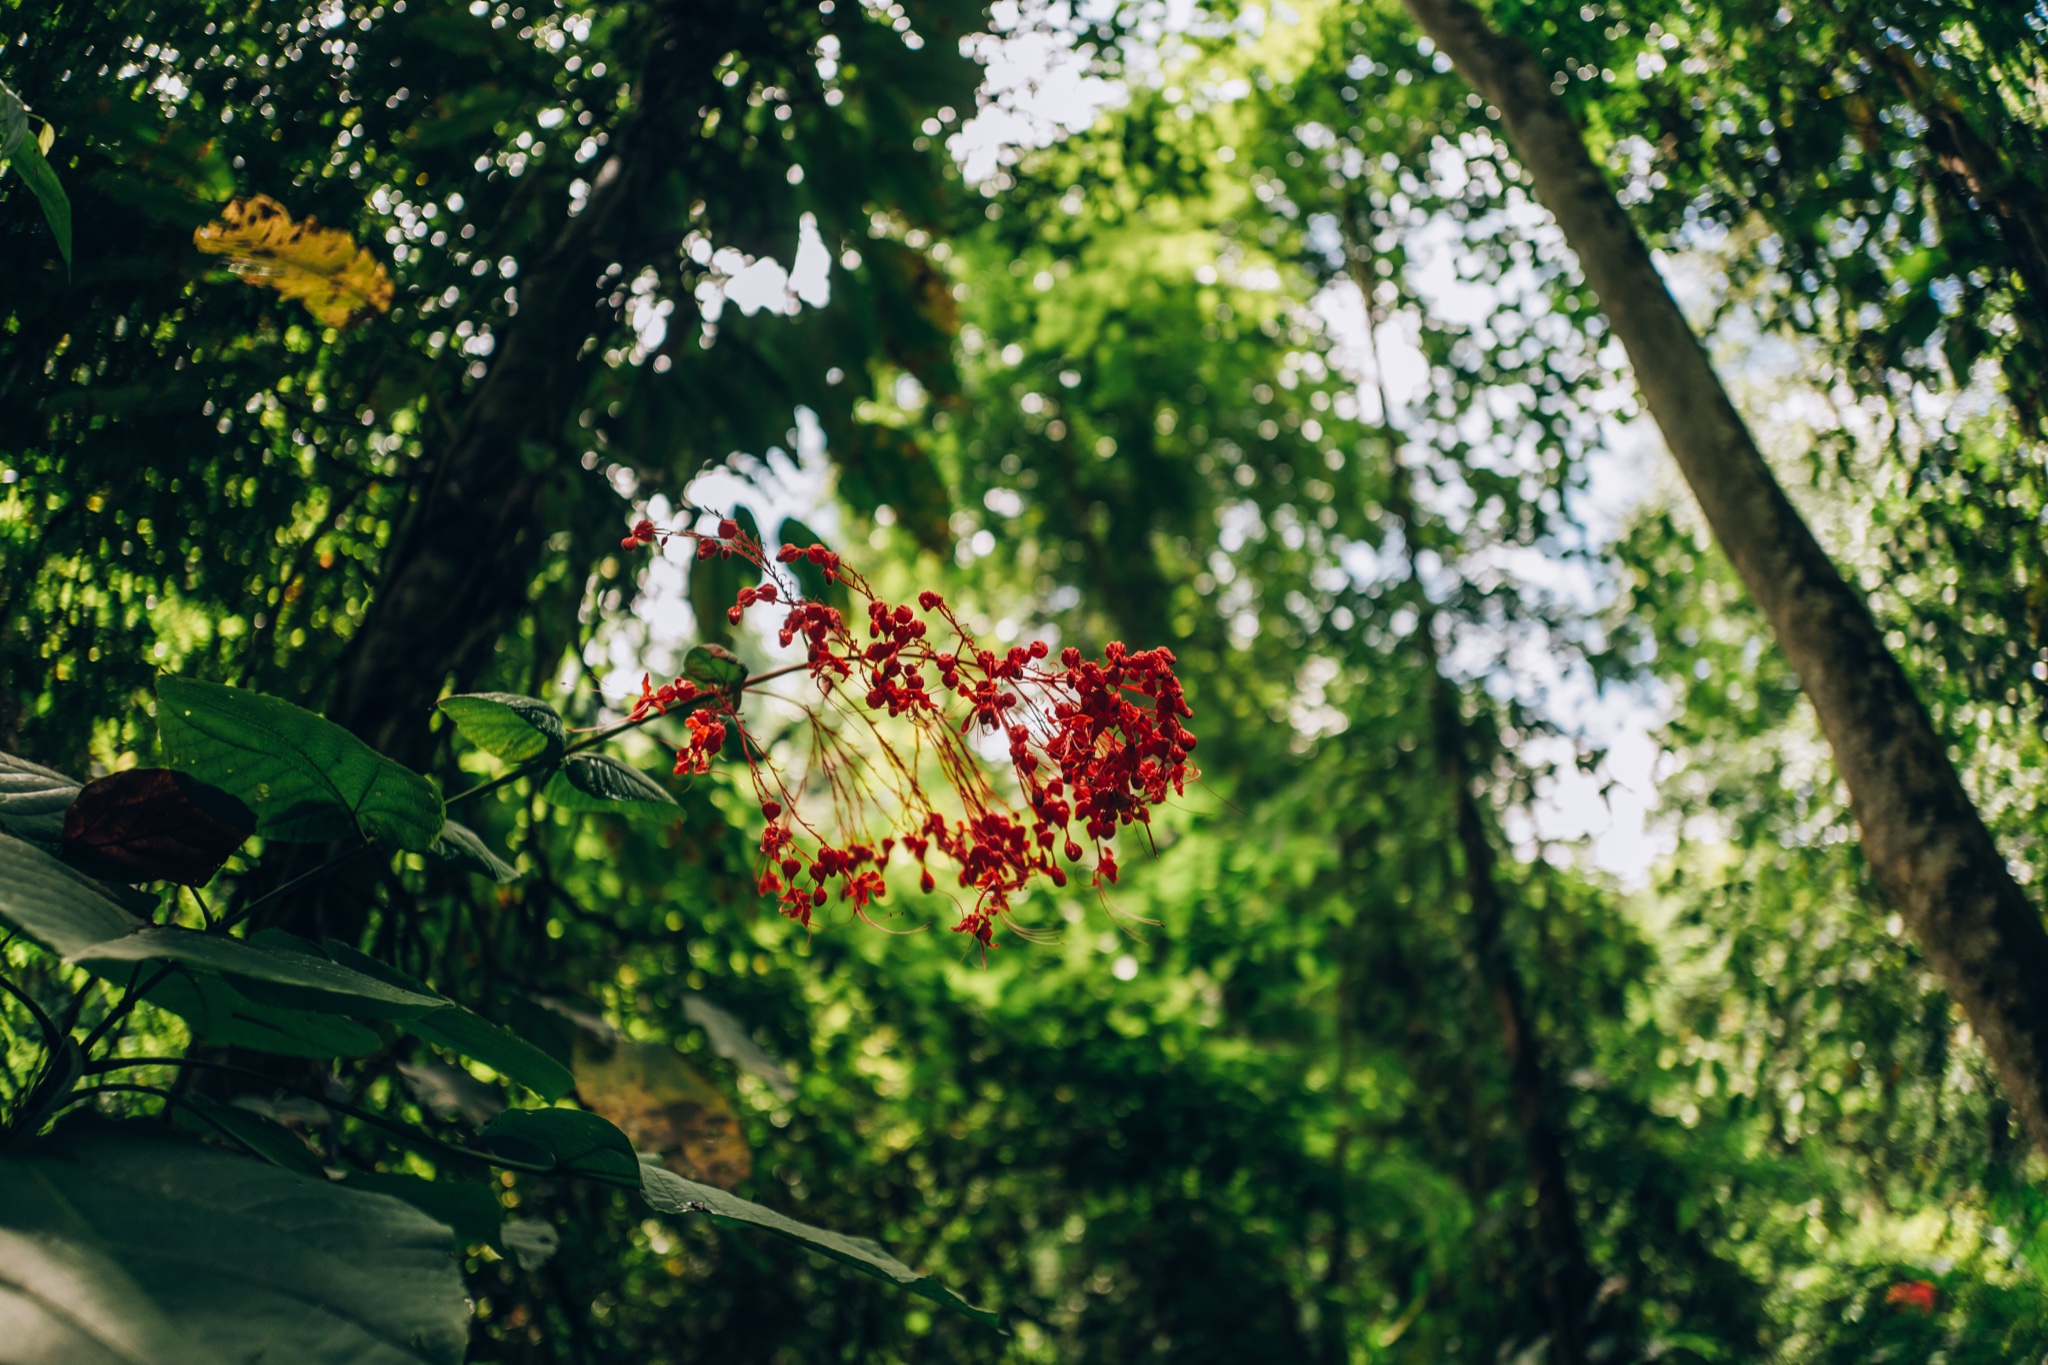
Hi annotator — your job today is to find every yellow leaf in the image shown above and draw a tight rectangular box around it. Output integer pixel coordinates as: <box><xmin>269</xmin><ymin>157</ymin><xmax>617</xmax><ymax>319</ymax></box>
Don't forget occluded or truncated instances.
<box><xmin>573</xmin><ymin>1035</ymin><xmax>752</xmax><ymax>1189</ymax></box>
<box><xmin>193</xmin><ymin>194</ymin><xmax>393</xmax><ymax>327</ymax></box>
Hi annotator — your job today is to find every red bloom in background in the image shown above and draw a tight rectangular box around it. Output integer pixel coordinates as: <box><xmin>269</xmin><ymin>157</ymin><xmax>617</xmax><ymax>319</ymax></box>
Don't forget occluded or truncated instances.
<box><xmin>620</xmin><ymin>514</ymin><xmax>1199</xmax><ymax>951</ymax></box>
<box><xmin>1884</xmin><ymin>1280</ymin><xmax>1937</xmax><ymax>1314</ymax></box>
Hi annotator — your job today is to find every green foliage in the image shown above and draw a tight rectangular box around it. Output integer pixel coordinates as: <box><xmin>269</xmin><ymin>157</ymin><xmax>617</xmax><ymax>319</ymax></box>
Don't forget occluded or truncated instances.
<box><xmin>640</xmin><ymin>1159</ymin><xmax>1002</xmax><ymax>1329</ymax></box>
<box><xmin>324</xmin><ymin>941</ymin><xmax>574</xmax><ymax>1100</ymax></box>
<box><xmin>0</xmin><ymin>750</ymin><xmax>81</xmax><ymax>842</ymax></box>
<box><xmin>5</xmin><ymin>0</ymin><xmax>2048</xmax><ymax>1359</ymax></box>
<box><xmin>437</xmin><ymin>694</ymin><xmax>566</xmax><ymax>766</ymax></box>
<box><xmin>0</xmin><ymin>1123</ymin><xmax>471</xmax><ymax>1364</ymax></box>
<box><xmin>543</xmin><ymin>753</ymin><xmax>680</xmax><ymax>814</ymax></box>
<box><xmin>0</xmin><ymin>78</ymin><xmax>70</xmax><ymax>271</ymax></box>
<box><xmin>156</xmin><ymin>678</ymin><xmax>443</xmax><ymax>850</ymax></box>
<box><xmin>478</xmin><ymin>1106</ymin><xmax>640</xmax><ymax>1185</ymax></box>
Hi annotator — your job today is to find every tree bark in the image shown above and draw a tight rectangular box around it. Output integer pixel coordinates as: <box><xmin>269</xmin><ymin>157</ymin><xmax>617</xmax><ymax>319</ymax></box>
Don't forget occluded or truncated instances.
<box><xmin>1433</xmin><ymin>674</ymin><xmax>1596</xmax><ymax>1365</ymax></box>
<box><xmin>324</xmin><ymin>14</ymin><xmax>693</xmax><ymax>766</ymax></box>
<box><xmin>1399</xmin><ymin>0</ymin><xmax>2048</xmax><ymax>1152</ymax></box>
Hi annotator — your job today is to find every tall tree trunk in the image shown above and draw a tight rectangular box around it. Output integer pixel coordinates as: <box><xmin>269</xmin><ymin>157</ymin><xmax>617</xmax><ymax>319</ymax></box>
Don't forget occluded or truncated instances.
<box><xmin>1430</xmin><ymin>665</ymin><xmax>1596</xmax><ymax>1365</ymax></box>
<box><xmin>1399</xmin><ymin>0</ymin><xmax>2048</xmax><ymax>1152</ymax></box>
<box><xmin>324</xmin><ymin>9</ymin><xmax>701</xmax><ymax>766</ymax></box>
<box><xmin>1390</xmin><ymin>479</ymin><xmax>1599</xmax><ymax>1364</ymax></box>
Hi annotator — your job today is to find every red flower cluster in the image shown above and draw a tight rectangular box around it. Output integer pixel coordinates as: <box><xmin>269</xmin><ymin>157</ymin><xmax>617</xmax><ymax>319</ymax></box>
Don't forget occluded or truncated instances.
<box><xmin>1884</xmin><ymin>1280</ymin><xmax>1937</xmax><ymax>1314</ymax></box>
<box><xmin>618</xmin><ymin>514</ymin><xmax>1197</xmax><ymax>951</ymax></box>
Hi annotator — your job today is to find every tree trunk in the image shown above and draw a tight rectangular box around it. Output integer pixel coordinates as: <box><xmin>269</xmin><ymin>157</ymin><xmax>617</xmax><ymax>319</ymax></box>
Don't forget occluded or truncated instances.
<box><xmin>1432</xmin><ymin>673</ymin><xmax>1597</xmax><ymax>1365</ymax></box>
<box><xmin>1399</xmin><ymin>0</ymin><xmax>2048</xmax><ymax>1152</ymax></box>
<box><xmin>326</xmin><ymin>2</ymin><xmax>734</xmax><ymax>766</ymax></box>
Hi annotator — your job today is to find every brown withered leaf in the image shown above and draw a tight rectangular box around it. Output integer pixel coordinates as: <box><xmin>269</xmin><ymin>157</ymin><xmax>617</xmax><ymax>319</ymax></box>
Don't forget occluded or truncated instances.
<box><xmin>572</xmin><ymin>1035</ymin><xmax>750</xmax><ymax>1189</ymax></box>
<box><xmin>193</xmin><ymin>194</ymin><xmax>394</xmax><ymax>328</ymax></box>
<box><xmin>61</xmin><ymin>767</ymin><xmax>255</xmax><ymax>886</ymax></box>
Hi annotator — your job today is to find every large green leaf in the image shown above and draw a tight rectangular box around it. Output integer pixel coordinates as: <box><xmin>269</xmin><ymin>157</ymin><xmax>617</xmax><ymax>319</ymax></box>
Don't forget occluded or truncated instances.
<box><xmin>154</xmin><ymin>677</ymin><xmax>444</xmax><ymax>850</ymax></box>
<box><xmin>0</xmin><ymin>1224</ymin><xmax>212</xmax><ymax>1365</ymax></box>
<box><xmin>0</xmin><ymin>833</ymin><xmax>145</xmax><ymax>958</ymax></box>
<box><xmin>0</xmin><ymin>1123</ymin><xmax>470</xmax><ymax>1364</ymax></box>
<box><xmin>640</xmin><ymin>1160</ymin><xmax>1001</xmax><ymax>1328</ymax></box>
<box><xmin>325</xmin><ymin>941</ymin><xmax>575</xmax><ymax>1100</ymax></box>
<box><xmin>437</xmin><ymin>693</ymin><xmax>565</xmax><ymax>765</ymax></box>
<box><xmin>0</xmin><ymin>749</ymin><xmax>80</xmax><ymax>842</ymax></box>
<box><xmin>543</xmin><ymin>754</ymin><xmax>679</xmax><ymax>815</ymax></box>
<box><xmin>140</xmin><ymin>968</ymin><xmax>385</xmax><ymax>1059</ymax></box>
<box><xmin>75</xmin><ymin>927</ymin><xmax>441</xmax><ymax>1019</ymax></box>
<box><xmin>479</xmin><ymin>1107</ymin><xmax>640</xmax><ymax>1184</ymax></box>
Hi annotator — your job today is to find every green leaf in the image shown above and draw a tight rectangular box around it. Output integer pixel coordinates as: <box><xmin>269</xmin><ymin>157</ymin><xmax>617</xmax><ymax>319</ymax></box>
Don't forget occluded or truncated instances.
<box><xmin>324</xmin><ymin>941</ymin><xmax>576</xmax><ymax>1100</ymax></box>
<box><xmin>684</xmin><ymin>993</ymin><xmax>798</xmax><ymax>1100</ymax></box>
<box><xmin>437</xmin><ymin>693</ymin><xmax>566</xmax><ymax>765</ymax></box>
<box><xmin>479</xmin><ymin>1107</ymin><xmax>640</xmax><ymax>1184</ymax></box>
<box><xmin>0</xmin><ymin>1224</ymin><xmax>213</xmax><ymax>1365</ymax></box>
<box><xmin>155</xmin><ymin>677</ymin><xmax>444</xmax><ymax>850</ymax></box>
<box><xmin>683</xmin><ymin>643</ymin><xmax>748</xmax><ymax>693</ymax></box>
<box><xmin>340</xmin><ymin>1171</ymin><xmax>507</xmax><ymax>1250</ymax></box>
<box><xmin>0</xmin><ymin>832</ymin><xmax>146</xmax><ymax>958</ymax></box>
<box><xmin>687</xmin><ymin>505</ymin><xmax>762</xmax><ymax>648</ymax></box>
<box><xmin>429</xmin><ymin>819</ymin><xmax>519</xmax><ymax>883</ymax></box>
<box><xmin>0</xmin><ymin>1123</ymin><xmax>470</xmax><ymax>1364</ymax></box>
<box><xmin>544</xmin><ymin>753</ymin><xmax>679</xmax><ymax>814</ymax></box>
<box><xmin>0</xmin><ymin>749</ymin><xmax>81</xmax><ymax>842</ymax></box>
<box><xmin>0</xmin><ymin>80</ymin><xmax>71</xmax><ymax>271</ymax></box>
<box><xmin>74</xmin><ymin>926</ymin><xmax>442</xmax><ymax>1019</ymax></box>
<box><xmin>140</xmin><ymin>968</ymin><xmax>384</xmax><ymax>1059</ymax></box>
<box><xmin>172</xmin><ymin>1095</ymin><xmax>326</xmax><ymax>1177</ymax></box>
<box><xmin>775</xmin><ymin>516</ymin><xmax>850</xmax><ymax>609</ymax></box>
<box><xmin>640</xmin><ymin>1160</ymin><xmax>1001</xmax><ymax>1329</ymax></box>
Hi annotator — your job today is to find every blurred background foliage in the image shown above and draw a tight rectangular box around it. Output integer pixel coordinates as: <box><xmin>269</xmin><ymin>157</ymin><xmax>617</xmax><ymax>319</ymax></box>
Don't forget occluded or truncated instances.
<box><xmin>4</xmin><ymin>0</ymin><xmax>2048</xmax><ymax>1358</ymax></box>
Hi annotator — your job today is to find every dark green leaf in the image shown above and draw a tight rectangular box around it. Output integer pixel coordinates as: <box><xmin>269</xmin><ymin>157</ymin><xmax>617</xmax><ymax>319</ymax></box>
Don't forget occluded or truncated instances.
<box><xmin>429</xmin><ymin>819</ymin><xmax>519</xmax><ymax>883</ymax></box>
<box><xmin>325</xmin><ymin>941</ymin><xmax>576</xmax><ymax>1100</ymax></box>
<box><xmin>0</xmin><ymin>1221</ymin><xmax>212</xmax><ymax>1365</ymax></box>
<box><xmin>155</xmin><ymin>677</ymin><xmax>444</xmax><ymax>850</ymax></box>
<box><xmin>396</xmin><ymin>1059</ymin><xmax>505</xmax><ymax>1126</ymax></box>
<box><xmin>172</xmin><ymin>1095</ymin><xmax>326</xmax><ymax>1177</ymax></box>
<box><xmin>498</xmin><ymin>1218</ymin><xmax>561</xmax><ymax>1270</ymax></box>
<box><xmin>0</xmin><ymin>1123</ymin><xmax>471</xmax><ymax>1363</ymax></box>
<box><xmin>0</xmin><ymin>749</ymin><xmax>80</xmax><ymax>842</ymax></box>
<box><xmin>640</xmin><ymin>1160</ymin><xmax>1001</xmax><ymax>1329</ymax></box>
<box><xmin>687</xmin><ymin>505</ymin><xmax>762</xmax><ymax>648</ymax></box>
<box><xmin>74</xmin><ymin>927</ymin><xmax>441</xmax><ymax>1019</ymax></box>
<box><xmin>683</xmin><ymin>643</ymin><xmax>748</xmax><ymax>694</ymax></box>
<box><xmin>544</xmin><ymin>754</ymin><xmax>679</xmax><ymax>814</ymax></box>
<box><xmin>141</xmin><ymin>968</ymin><xmax>385</xmax><ymax>1059</ymax></box>
<box><xmin>437</xmin><ymin>693</ymin><xmax>566</xmax><ymax>765</ymax></box>
<box><xmin>479</xmin><ymin>1107</ymin><xmax>640</xmax><ymax>1184</ymax></box>
<box><xmin>341</xmin><ymin>1171</ymin><xmax>506</xmax><ymax>1250</ymax></box>
<box><xmin>683</xmin><ymin>993</ymin><xmax>797</xmax><ymax>1100</ymax></box>
<box><xmin>1</xmin><ymin>82</ymin><xmax>71</xmax><ymax>271</ymax></box>
<box><xmin>775</xmin><ymin>516</ymin><xmax>849</xmax><ymax>609</ymax></box>
<box><xmin>0</xmin><ymin>832</ymin><xmax>145</xmax><ymax>958</ymax></box>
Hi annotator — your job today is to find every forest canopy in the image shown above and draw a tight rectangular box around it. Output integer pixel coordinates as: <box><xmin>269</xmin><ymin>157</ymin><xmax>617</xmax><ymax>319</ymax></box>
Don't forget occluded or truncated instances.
<box><xmin>2</xmin><ymin>0</ymin><xmax>2047</xmax><ymax>1360</ymax></box>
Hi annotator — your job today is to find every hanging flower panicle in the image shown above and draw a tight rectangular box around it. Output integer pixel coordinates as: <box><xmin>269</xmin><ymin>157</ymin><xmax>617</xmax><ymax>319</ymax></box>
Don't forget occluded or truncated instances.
<box><xmin>619</xmin><ymin>514</ymin><xmax>1197</xmax><ymax>951</ymax></box>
